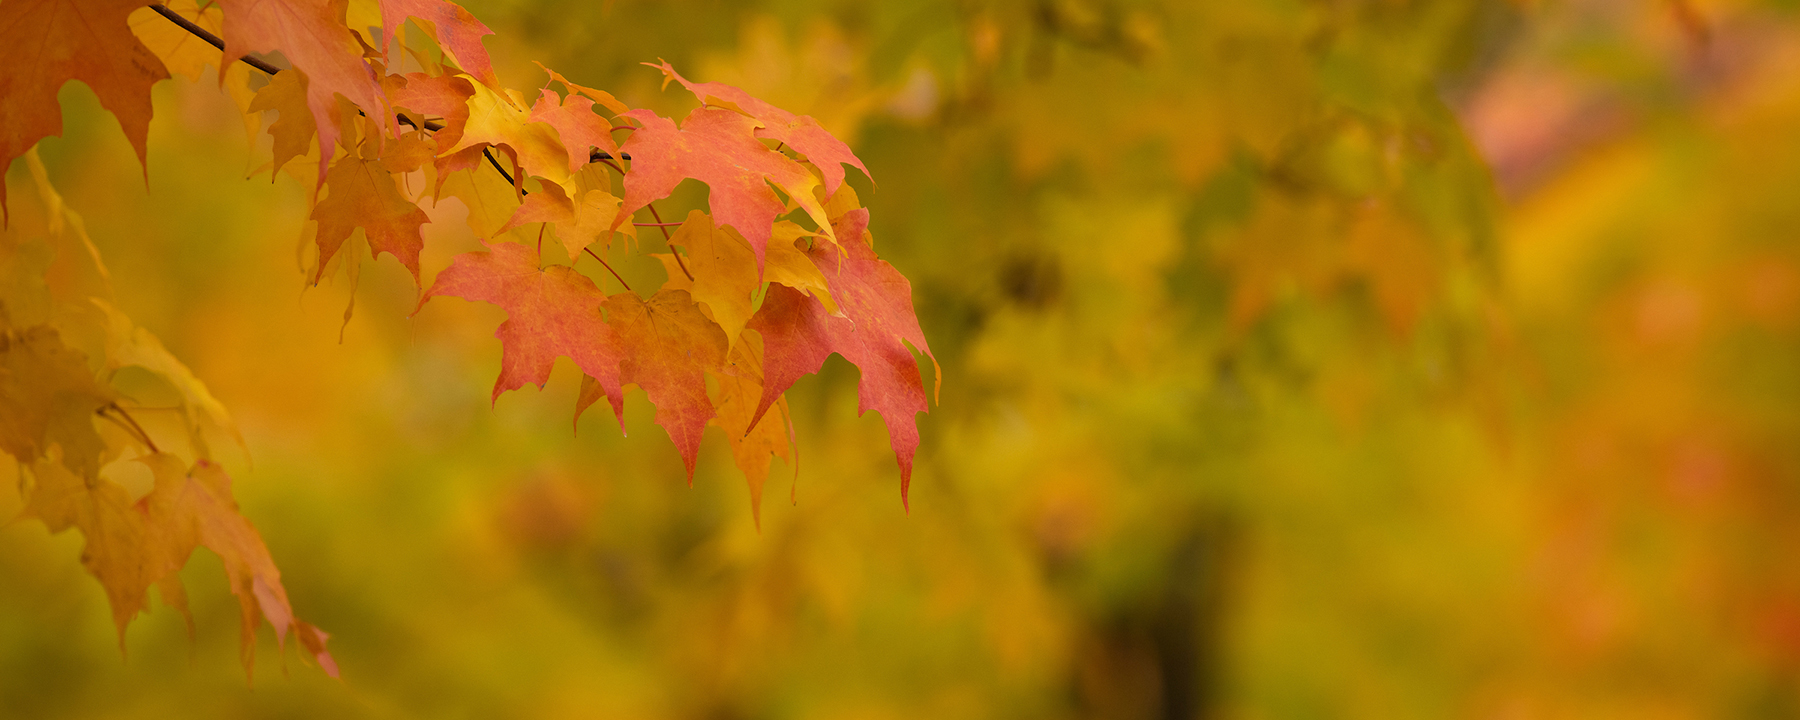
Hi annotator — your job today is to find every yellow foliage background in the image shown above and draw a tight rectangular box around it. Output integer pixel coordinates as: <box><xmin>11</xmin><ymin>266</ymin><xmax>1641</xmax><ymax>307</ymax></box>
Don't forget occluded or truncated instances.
<box><xmin>5</xmin><ymin>0</ymin><xmax>1800</xmax><ymax>717</ymax></box>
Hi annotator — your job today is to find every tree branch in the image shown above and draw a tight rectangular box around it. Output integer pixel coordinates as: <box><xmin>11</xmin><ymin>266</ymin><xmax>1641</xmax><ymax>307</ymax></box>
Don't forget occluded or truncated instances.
<box><xmin>148</xmin><ymin>4</ymin><xmax>280</xmax><ymax>76</ymax></box>
<box><xmin>148</xmin><ymin>3</ymin><xmax>630</xmax><ymax>166</ymax></box>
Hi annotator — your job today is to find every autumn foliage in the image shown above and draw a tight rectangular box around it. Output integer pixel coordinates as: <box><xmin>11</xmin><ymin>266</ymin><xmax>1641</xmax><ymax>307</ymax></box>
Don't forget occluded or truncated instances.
<box><xmin>0</xmin><ymin>0</ymin><xmax>931</xmax><ymax>678</ymax></box>
<box><xmin>7</xmin><ymin>0</ymin><xmax>1800</xmax><ymax>717</ymax></box>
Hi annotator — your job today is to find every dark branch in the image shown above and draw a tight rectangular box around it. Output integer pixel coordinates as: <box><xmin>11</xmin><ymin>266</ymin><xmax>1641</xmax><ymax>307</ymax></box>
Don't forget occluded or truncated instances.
<box><xmin>149</xmin><ymin>4</ymin><xmax>631</xmax><ymax>192</ymax></box>
<box><xmin>483</xmin><ymin>149</ymin><xmax>519</xmax><ymax>188</ymax></box>
<box><xmin>148</xmin><ymin>4</ymin><xmax>281</xmax><ymax>76</ymax></box>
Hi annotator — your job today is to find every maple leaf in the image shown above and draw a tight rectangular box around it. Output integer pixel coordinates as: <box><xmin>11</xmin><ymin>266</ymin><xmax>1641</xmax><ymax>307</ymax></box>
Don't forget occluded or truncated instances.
<box><xmin>711</xmin><ymin>333</ymin><xmax>793</xmax><ymax>526</ymax></box>
<box><xmin>21</xmin><ymin>454</ymin><xmax>162</xmax><ymax>644</ymax></box>
<box><xmin>418</xmin><ymin>240</ymin><xmax>627</xmax><ymax>428</ymax></box>
<box><xmin>765</xmin><ymin>220</ymin><xmax>837</xmax><ymax>314</ymax></box>
<box><xmin>136</xmin><ymin>454</ymin><xmax>338</xmax><ymax>678</ymax></box>
<box><xmin>538</xmin><ymin>63</ymin><xmax>630</xmax><ymax>116</ymax></box>
<box><xmin>604</xmin><ymin>289</ymin><xmax>728</xmax><ymax>481</ymax></box>
<box><xmin>130</xmin><ymin>1</ymin><xmax>264</xmax><ymax>146</ymax></box>
<box><xmin>129</xmin><ymin>0</ymin><xmax>219</xmax><ymax>81</ymax></box>
<box><xmin>433</xmin><ymin>154</ymin><xmax>526</xmax><ymax>240</ymax></box>
<box><xmin>441</xmin><ymin>80</ymin><xmax>570</xmax><ymax>187</ymax></box>
<box><xmin>746</xmin><ymin>209</ymin><xmax>936</xmax><ymax>506</ymax></box>
<box><xmin>217</xmin><ymin>0</ymin><xmax>390</xmax><ymax>184</ymax></box>
<box><xmin>652</xmin><ymin>60</ymin><xmax>871</xmax><ymax>199</ymax></box>
<box><xmin>530</xmin><ymin>87</ymin><xmax>622</xmax><ymax>174</ymax></box>
<box><xmin>379</xmin><ymin>0</ymin><xmax>502</xmax><ymax>95</ymax></box>
<box><xmin>247</xmin><ymin>69</ymin><xmax>316</xmax><ymax>178</ymax></box>
<box><xmin>0</xmin><ymin>323</ymin><xmax>114</xmax><ymax>482</ymax></box>
<box><xmin>612</xmin><ymin>107</ymin><xmax>834</xmax><ymax>276</ymax></box>
<box><xmin>311</xmin><ymin>143</ymin><xmax>431</xmax><ymax>283</ymax></box>
<box><xmin>0</xmin><ymin>0</ymin><xmax>168</xmax><ymax>222</ymax></box>
<box><xmin>496</xmin><ymin>181</ymin><xmax>626</xmax><ymax>262</ymax></box>
<box><xmin>22</xmin><ymin>451</ymin><xmax>340</xmax><ymax>677</ymax></box>
<box><xmin>93</xmin><ymin>299</ymin><xmax>244</xmax><ymax>460</ymax></box>
<box><xmin>379</xmin><ymin>130</ymin><xmax>438</xmax><ymax>174</ymax></box>
<box><xmin>667</xmin><ymin>211</ymin><xmax>759</xmax><ymax>349</ymax></box>
<box><xmin>383</xmin><ymin>72</ymin><xmax>474</xmax><ymax>152</ymax></box>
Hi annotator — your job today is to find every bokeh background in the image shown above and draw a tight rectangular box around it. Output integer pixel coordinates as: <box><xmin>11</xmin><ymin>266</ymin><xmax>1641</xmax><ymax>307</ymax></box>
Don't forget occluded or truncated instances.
<box><xmin>6</xmin><ymin>0</ymin><xmax>1800</xmax><ymax>717</ymax></box>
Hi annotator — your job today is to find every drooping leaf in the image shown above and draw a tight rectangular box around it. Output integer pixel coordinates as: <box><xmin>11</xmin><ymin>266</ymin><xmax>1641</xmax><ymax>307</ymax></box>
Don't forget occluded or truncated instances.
<box><xmin>611</xmin><ymin>107</ymin><xmax>833</xmax><ymax>275</ymax></box>
<box><xmin>379</xmin><ymin>0</ymin><xmax>501</xmax><ymax>95</ymax></box>
<box><xmin>0</xmin><ymin>0</ymin><xmax>167</xmax><ymax>220</ymax></box>
<box><xmin>0</xmin><ymin>323</ymin><xmax>114</xmax><ymax>482</ymax></box>
<box><xmin>135</xmin><ymin>454</ymin><xmax>338</xmax><ymax>678</ymax></box>
<box><xmin>710</xmin><ymin>332</ymin><xmax>792</xmax><ymax>526</ymax></box>
<box><xmin>217</xmin><ymin>0</ymin><xmax>390</xmax><ymax>184</ymax></box>
<box><xmin>652</xmin><ymin>60</ymin><xmax>871</xmax><ymax>198</ymax></box>
<box><xmin>605</xmin><ymin>289</ymin><xmax>728</xmax><ymax>481</ymax></box>
<box><xmin>496</xmin><ymin>181</ymin><xmax>625</xmax><ymax>262</ymax></box>
<box><xmin>418</xmin><ymin>240</ymin><xmax>626</xmax><ymax>428</ymax></box>
<box><xmin>247</xmin><ymin>69</ymin><xmax>316</xmax><ymax>178</ymax></box>
<box><xmin>530</xmin><ymin>87</ymin><xmax>622</xmax><ymax>173</ymax></box>
<box><xmin>20</xmin><ymin>455</ymin><xmax>158</xmax><ymax>644</ymax></box>
<box><xmin>667</xmin><ymin>211</ymin><xmax>759</xmax><ymax>349</ymax></box>
<box><xmin>746</xmin><ymin>209</ymin><xmax>934</xmax><ymax>505</ymax></box>
<box><xmin>311</xmin><ymin>142</ymin><xmax>431</xmax><ymax>283</ymax></box>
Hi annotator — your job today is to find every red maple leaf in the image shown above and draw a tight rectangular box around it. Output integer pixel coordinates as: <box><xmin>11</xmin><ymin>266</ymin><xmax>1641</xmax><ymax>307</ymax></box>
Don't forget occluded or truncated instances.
<box><xmin>606</xmin><ymin>290</ymin><xmax>727</xmax><ymax>481</ymax></box>
<box><xmin>610</xmin><ymin>107</ymin><xmax>831</xmax><ymax>276</ymax></box>
<box><xmin>651</xmin><ymin>60</ymin><xmax>871</xmax><ymax>199</ymax></box>
<box><xmin>0</xmin><ymin>0</ymin><xmax>167</xmax><ymax>221</ymax></box>
<box><xmin>417</xmin><ymin>241</ymin><xmax>626</xmax><ymax>428</ymax></box>
<box><xmin>311</xmin><ymin>146</ymin><xmax>431</xmax><ymax>283</ymax></box>
<box><xmin>218</xmin><ymin>0</ymin><xmax>391</xmax><ymax>185</ymax></box>
<box><xmin>747</xmin><ymin>209</ymin><xmax>936</xmax><ymax>506</ymax></box>
<box><xmin>530</xmin><ymin>88</ymin><xmax>621</xmax><ymax>174</ymax></box>
<box><xmin>379</xmin><ymin>0</ymin><xmax>501</xmax><ymax>95</ymax></box>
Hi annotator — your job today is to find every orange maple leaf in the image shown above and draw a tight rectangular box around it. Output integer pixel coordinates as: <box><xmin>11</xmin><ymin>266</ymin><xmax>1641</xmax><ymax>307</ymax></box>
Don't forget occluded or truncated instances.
<box><xmin>418</xmin><ymin>241</ymin><xmax>628</xmax><ymax>429</ymax></box>
<box><xmin>0</xmin><ymin>0</ymin><xmax>167</xmax><ymax>221</ymax></box>
<box><xmin>311</xmin><ymin>143</ymin><xmax>432</xmax><ymax>283</ymax></box>
<box><xmin>379</xmin><ymin>0</ymin><xmax>502</xmax><ymax>95</ymax></box>
<box><xmin>606</xmin><ymin>289</ymin><xmax>728</xmax><ymax>482</ymax></box>
<box><xmin>217</xmin><ymin>0</ymin><xmax>390</xmax><ymax>184</ymax></box>
<box><xmin>611</xmin><ymin>107</ymin><xmax>833</xmax><ymax>276</ymax></box>
<box><xmin>747</xmin><ymin>210</ymin><xmax>936</xmax><ymax>507</ymax></box>
<box><xmin>651</xmin><ymin>60</ymin><xmax>871</xmax><ymax>199</ymax></box>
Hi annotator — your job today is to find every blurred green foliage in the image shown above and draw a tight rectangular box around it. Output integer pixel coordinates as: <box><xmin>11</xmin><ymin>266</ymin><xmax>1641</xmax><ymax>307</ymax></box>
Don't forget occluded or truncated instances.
<box><xmin>5</xmin><ymin>0</ymin><xmax>1800</xmax><ymax>717</ymax></box>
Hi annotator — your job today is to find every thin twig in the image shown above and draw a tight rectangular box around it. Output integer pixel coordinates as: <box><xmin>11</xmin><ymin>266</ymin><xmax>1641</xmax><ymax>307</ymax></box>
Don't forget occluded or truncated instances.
<box><xmin>485</xmin><ymin>149</ymin><xmax>522</xmax><ymax>191</ymax></box>
<box><xmin>644</xmin><ymin>204</ymin><xmax>675</xmax><ymax>240</ymax></box>
<box><xmin>148</xmin><ymin>4</ymin><xmax>280</xmax><ymax>75</ymax></box>
<box><xmin>582</xmin><ymin>247</ymin><xmax>631</xmax><ymax>291</ymax></box>
<box><xmin>633</xmin><ymin>221</ymin><xmax>683</xmax><ymax>227</ymax></box>
<box><xmin>595</xmin><ymin>156</ymin><xmax>627</xmax><ymax>175</ymax></box>
<box><xmin>645</xmin><ymin>204</ymin><xmax>693</xmax><ymax>281</ymax></box>
<box><xmin>97</xmin><ymin>404</ymin><xmax>160</xmax><ymax>454</ymax></box>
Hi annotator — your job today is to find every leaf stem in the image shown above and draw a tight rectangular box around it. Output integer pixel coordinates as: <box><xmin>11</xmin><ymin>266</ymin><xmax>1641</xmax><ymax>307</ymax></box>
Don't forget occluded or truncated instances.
<box><xmin>645</xmin><ymin>204</ymin><xmax>694</xmax><ymax>281</ymax></box>
<box><xmin>484</xmin><ymin>149</ymin><xmax>522</xmax><ymax>192</ymax></box>
<box><xmin>97</xmin><ymin>403</ymin><xmax>160</xmax><ymax>454</ymax></box>
<box><xmin>147</xmin><ymin>4</ymin><xmax>279</xmax><ymax>75</ymax></box>
<box><xmin>582</xmin><ymin>247</ymin><xmax>631</xmax><ymax>292</ymax></box>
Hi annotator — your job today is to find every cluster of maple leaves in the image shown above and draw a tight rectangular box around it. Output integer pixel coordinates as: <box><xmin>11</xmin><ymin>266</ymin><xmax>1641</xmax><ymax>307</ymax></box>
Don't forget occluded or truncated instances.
<box><xmin>0</xmin><ymin>0</ymin><xmax>934</xmax><ymax>677</ymax></box>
